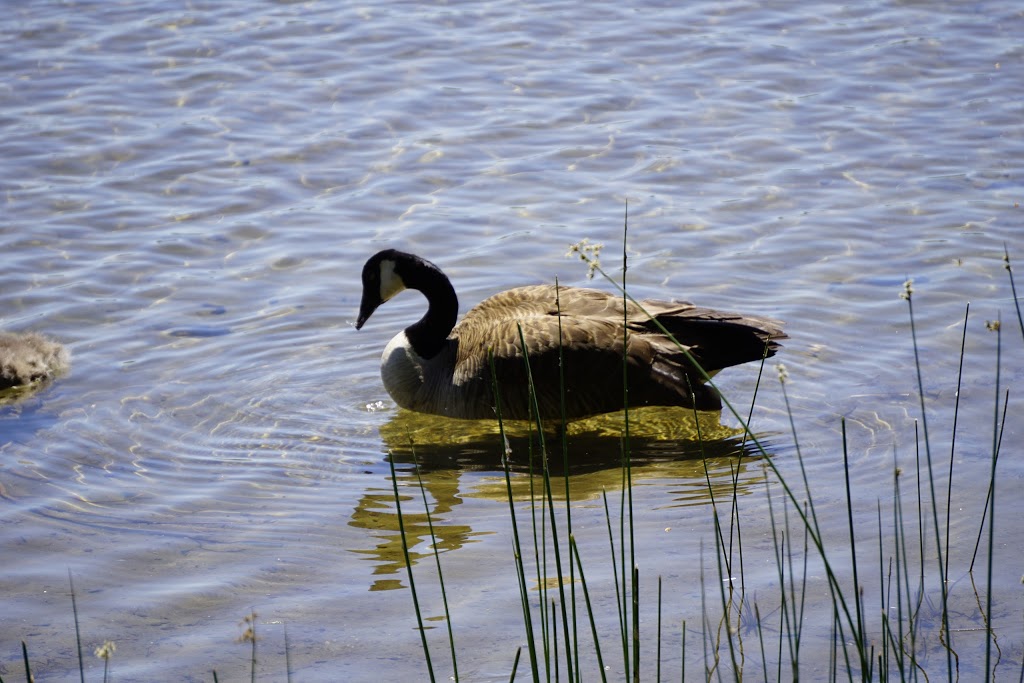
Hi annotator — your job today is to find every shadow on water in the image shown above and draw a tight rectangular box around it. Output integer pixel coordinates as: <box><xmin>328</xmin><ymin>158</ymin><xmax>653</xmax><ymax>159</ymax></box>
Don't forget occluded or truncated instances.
<box><xmin>350</xmin><ymin>406</ymin><xmax>782</xmax><ymax>590</ymax></box>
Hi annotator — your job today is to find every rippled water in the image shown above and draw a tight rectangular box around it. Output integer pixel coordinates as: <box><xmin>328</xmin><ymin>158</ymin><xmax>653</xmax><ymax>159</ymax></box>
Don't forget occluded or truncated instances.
<box><xmin>2</xmin><ymin>0</ymin><xmax>1022</xmax><ymax>680</ymax></box>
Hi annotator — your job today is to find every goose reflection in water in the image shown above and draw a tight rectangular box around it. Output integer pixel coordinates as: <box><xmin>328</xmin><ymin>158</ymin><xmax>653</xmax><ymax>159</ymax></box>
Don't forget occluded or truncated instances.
<box><xmin>349</xmin><ymin>406</ymin><xmax>779</xmax><ymax>590</ymax></box>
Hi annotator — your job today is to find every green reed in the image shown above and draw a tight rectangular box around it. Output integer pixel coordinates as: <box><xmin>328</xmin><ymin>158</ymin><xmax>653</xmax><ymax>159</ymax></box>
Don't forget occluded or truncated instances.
<box><xmin>387</xmin><ymin>452</ymin><xmax>436</xmax><ymax>682</ymax></box>
<box><xmin>413</xmin><ymin>449</ymin><xmax>461</xmax><ymax>683</ymax></box>
<box><xmin>1005</xmin><ymin>244</ymin><xmax>1024</xmax><ymax>343</ymax></box>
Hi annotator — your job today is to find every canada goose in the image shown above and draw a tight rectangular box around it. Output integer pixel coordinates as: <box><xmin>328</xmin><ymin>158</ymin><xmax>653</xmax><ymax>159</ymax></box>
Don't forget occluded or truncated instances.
<box><xmin>0</xmin><ymin>332</ymin><xmax>71</xmax><ymax>389</ymax></box>
<box><xmin>356</xmin><ymin>249</ymin><xmax>785</xmax><ymax>421</ymax></box>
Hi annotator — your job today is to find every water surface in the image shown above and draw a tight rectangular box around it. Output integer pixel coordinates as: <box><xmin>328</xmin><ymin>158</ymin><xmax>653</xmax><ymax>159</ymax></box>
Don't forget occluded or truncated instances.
<box><xmin>2</xmin><ymin>0</ymin><xmax>1022</xmax><ymax>680</ymax></box>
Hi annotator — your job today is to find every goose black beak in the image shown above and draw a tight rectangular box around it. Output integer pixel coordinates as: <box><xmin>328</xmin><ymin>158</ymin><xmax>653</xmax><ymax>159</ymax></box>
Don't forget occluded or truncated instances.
<box><xmin>355</xmin><ymin>306</ymin><xmax>372</xmax><ymax>330</ymax></box>
<box><xmin>356</xmin><ymin>294</ymin><xmax>380</xmax><ymax>330</ymax></box>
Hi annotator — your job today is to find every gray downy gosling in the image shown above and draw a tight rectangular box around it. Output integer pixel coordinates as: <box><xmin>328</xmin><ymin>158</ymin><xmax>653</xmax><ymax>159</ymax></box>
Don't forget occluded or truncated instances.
<box><xmin>356</xmin><ymin>249</ymin><xmax>785</xmax><ymax>421</ymax></box>
<box><xmin>0</xmin><ymin>332</ymin><xmax>71</xmax><ymax>389</ymax></box>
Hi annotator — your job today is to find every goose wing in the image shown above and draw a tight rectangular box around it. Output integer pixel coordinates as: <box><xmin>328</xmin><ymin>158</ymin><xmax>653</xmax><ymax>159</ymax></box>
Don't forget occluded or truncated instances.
<box><xmin>449</xmin><ymin>286</ymin><xmax>634</xmax><ymax>381</ymax></box>
<box><xmin>634</xmin><ymin>300</ymin><xmax>786</xmax><ymax>372</ymax></box>
<box><xmin>451</xmin><ymin>285</ymin><xmax>784</xmax><ymax>377</ymax></box>
<box><xmin>443</xmin><ymin>286</ymin><xmax>784</xmax><ymax>419</ymax></box>
<box><xmin>445</xmin><ymin>287</ymin><xmax>701</xmax><ymax>418</ymax></box>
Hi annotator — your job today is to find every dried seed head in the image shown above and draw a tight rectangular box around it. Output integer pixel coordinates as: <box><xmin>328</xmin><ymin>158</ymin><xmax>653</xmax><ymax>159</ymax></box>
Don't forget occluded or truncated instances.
<box><xmin>566</xmin><ymin>238</ymin><xmax>604</xmax><ymax>278</ymax></box>
<box><xmin>95</xmin><ymin>641</ymin><xmax>116</xmax><ymax>660</ymax></box>
<box><xmin>899</xmin><ymin>278</ymin><xmax>914</xmax><ymax>301</ymax></box>
<box><xmin>776</xmin><ymin>363</ymin><xmax>789</xmax><ymax>385</ymax></box>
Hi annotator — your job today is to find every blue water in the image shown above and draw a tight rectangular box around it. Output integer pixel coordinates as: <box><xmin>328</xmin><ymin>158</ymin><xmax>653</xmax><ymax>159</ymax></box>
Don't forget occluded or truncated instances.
<box><xmin>2</xmin><ymin>1</ymin><xmax>1022</xmax><ymax>679</ymax></box>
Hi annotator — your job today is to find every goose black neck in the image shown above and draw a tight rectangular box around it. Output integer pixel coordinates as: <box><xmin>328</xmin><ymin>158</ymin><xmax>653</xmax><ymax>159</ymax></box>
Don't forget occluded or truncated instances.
<box><xmin>399</xmin><ymin>254</ymin><xmax>459</xmax><ymax>359</ymax></box>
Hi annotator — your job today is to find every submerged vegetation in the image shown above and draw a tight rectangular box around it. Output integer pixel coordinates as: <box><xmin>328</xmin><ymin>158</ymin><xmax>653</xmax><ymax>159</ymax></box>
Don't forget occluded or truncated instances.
<box><xmin>5</xmin><ymin>246</ymin><xmax>1021</xmax><ymax>682</ymax></box>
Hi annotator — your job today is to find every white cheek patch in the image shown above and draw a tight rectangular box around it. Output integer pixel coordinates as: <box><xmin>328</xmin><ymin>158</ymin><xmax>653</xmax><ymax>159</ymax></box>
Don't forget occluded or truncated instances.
<box><xmin>379</xmin><ymin>259</ymin><xmax>406</xmax><ymax>302</ymax></box>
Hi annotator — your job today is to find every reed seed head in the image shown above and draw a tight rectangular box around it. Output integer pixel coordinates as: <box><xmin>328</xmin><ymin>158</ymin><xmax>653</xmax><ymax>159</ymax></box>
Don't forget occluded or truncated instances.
<box><xmin>237</xmin><ymin>612</ymin><xmax>258</xmax><ymax>643</ymax></box>
<box><xmin>94</xmin><ymin>641</ymin><xmax>116</xmax><ymax>660</ymax></box>
<box><xmin>566</xmin><ymin>239</ymin><xmax>604</xmax><ymax>279</ymax></box>
<box><xmin>776</xmin><ymin>363</ymin><xmax>789</xmax><ymax>385</ymax></box>
<box><xmin>899</xmin><ymin>278</ymin><xmax>914</xmax><ymax>300</ymax></box>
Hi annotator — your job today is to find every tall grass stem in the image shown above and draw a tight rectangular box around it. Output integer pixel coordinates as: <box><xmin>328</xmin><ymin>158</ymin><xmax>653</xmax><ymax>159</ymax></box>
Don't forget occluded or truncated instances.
<box><xmin>387</xmin><ymin>453</ymin><xmax>436</xmax><ymax>682</ymax></box>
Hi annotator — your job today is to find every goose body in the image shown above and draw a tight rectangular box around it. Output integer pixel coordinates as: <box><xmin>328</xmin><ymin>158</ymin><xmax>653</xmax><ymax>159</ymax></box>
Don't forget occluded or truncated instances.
<box><xmin>356</xmin><ymin>250</ymin><xmax>785</xmax><ymax>421</ymax></box>
<box><xmin>0</xmin><ymin>332</ymin><xmax>71</xmax><ymax>389</ymax></box>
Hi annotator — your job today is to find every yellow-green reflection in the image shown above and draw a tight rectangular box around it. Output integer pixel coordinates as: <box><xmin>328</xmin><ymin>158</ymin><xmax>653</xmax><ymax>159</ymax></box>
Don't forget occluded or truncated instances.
<box><xmin>350</xmin><ymin>407</ymin><xmax>777</xmax><ymax>590</ymax></box>
<box><xmin>380</xmin><ymin>405</ymin><xmax>743</xmax><ymax>446</ymax></box>
<box><xmin>0</xmin><ymin>379</ymin><xmax>58</xmax><ymax>407</ymax></box>
<box><xmin>348</xmin><ymin>474</ymin><xmax>483</xmax><ymax>593</ymax></box>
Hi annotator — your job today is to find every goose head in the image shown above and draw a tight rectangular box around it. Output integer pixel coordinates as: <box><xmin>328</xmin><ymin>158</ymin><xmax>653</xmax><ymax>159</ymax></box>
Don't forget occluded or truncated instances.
<box><xmin>356</xmin><ymin>249</ymin><xmax>408</xmax><ymax>330</ymax></box>
<box><xmin>356</xmin><ymin>249</ymin><xmax>460</xmax><ymax>359</ymax></box>
<box><xmin>356</xmin><ymin>250</ymin><xmax>464</xmax><ymax>413</ymax></box>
